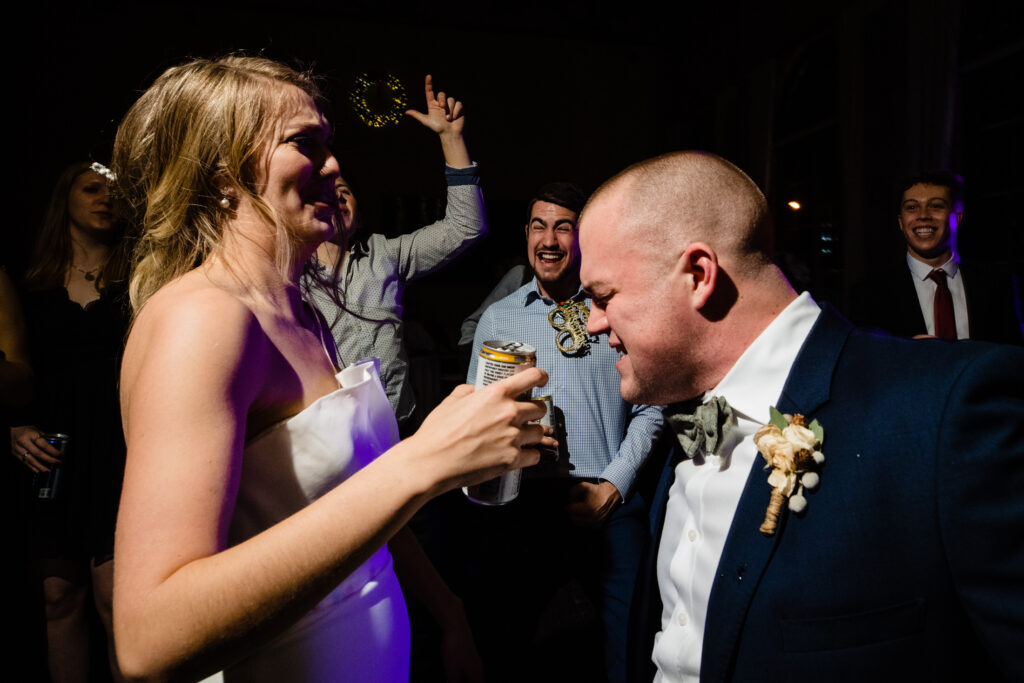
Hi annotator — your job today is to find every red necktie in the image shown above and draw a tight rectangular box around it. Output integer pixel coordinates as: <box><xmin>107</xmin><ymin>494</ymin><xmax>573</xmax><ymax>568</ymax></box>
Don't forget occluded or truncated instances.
<box><xmin>927</xmin><ymin>269</ymin><xmax>956</xmax><ymax>339</ymax></box>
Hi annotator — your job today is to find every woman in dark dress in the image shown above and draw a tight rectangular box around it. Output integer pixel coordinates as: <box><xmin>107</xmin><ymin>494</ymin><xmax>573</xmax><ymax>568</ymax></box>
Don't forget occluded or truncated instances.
<box><xmin>10</xmin><ymin>161</ymin><xmax>130</xmax><ymax>682</ymax></box>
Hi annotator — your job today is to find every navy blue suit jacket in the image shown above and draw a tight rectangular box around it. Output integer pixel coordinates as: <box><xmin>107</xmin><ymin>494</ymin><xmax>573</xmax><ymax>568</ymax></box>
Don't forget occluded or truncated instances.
<box><xmin>630</xmin><ymin>305</ymin><xmax>1024</xmax><ymax>682</ymax></box>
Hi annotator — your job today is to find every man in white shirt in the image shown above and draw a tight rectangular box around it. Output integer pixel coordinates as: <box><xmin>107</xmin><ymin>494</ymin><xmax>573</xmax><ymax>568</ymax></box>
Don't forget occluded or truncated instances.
<box><xmin>897</xmin><ymin>174</ymin><xmax>967</xmax><ymax>339</ymax></box>
<box><xmin>578</xmin><ymin>151</ymin><xmax>1023</xmax><ymax>682</ymax></box>
<box><xmin>849</xmin><ymin>171</ymin><xmax>1021</xmax><ymax>344</ymax></box>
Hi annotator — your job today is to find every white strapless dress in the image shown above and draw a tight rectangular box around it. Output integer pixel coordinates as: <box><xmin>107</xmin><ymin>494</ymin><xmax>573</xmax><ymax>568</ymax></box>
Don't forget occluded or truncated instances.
<box><xmin>204</xmin><ymin>360</ymin><xmax>410</xmax><ymax>682</ymax></box>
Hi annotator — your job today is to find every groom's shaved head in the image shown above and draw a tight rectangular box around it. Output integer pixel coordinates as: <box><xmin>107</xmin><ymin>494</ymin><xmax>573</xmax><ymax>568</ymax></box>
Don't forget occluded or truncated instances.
<box><xmin>579</xmin><ymin>151</ymin><xmax>795</xmax><ymax>404</ymax></box>
<box><xmin>583</xmin><ymin>151</ymin><xmax>774</xmax><ymax>277</ymax></box>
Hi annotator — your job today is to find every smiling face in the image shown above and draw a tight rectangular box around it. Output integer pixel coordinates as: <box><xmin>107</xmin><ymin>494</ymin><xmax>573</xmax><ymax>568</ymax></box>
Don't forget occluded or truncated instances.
<box><xmin>580</xmin><ymin>187</ymin><xmax>696</xmax><ymax>405</ymax></box>
<box><xmin>66</xmin><ymin>170</ymin><xmax>113</xmax><ymax>233</ymax></box>
<box><xmin>898</xmin><ymin>183</ymin><xmax>960</xmax><ymax>266</ymax></box>
<box><xmin>259</xmin><ymin>87</ymin><xmax>340</xmax><ymax>247</ymax></box>
<box><xmin>525</xmin><ymin>200</ymin><xmax>581</xmax><ymax>300</ymax></box>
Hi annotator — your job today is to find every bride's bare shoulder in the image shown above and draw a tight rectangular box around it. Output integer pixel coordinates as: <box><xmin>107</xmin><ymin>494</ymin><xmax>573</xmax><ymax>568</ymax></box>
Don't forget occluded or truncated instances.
<box><xmin>122</xmin><ymin>274</ymin><xmax>268</xmax><ymax>397</ymax></box>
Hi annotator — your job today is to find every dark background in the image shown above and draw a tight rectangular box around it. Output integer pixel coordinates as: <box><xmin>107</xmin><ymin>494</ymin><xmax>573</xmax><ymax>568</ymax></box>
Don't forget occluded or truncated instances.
<box><xmin>3</xmin><ymin>3</ymin><xmax>1021</xmax><ymax>678</ymax></box>
<box><xmin>7</xmin><ymin>0</ymin><xmax>1023</xmax><ymax>397</ymax></box>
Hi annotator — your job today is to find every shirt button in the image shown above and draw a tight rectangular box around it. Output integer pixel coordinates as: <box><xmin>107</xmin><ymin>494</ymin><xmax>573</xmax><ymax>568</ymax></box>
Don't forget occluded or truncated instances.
<box><xmin>688</xmin><ymin>529</ymin><xmax>698</xmax><ymax>542</ymax></box>
<box><xmin>676</xmin><ymin>611</ymin><xmax>688</xmax><ymax>627</ymax></box>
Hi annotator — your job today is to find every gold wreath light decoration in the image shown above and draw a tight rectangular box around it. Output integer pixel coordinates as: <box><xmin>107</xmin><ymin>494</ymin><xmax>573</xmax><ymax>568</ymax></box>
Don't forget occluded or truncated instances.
<box><xmin>349</xmin><ymin>73</ymin><xmax>408</xmax><ymax>128</ymax></box>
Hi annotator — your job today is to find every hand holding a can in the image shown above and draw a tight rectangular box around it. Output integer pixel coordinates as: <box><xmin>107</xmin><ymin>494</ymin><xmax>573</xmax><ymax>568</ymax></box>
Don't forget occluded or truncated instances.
<box><xmin>10</xmin><ymin>425</ymin><xmax>62</xmax><ymax>473</ymax></box>
<box><xmin>398</xmin><ymin>367</ymin><xmax>556</xmax><ymax>496</ymax></box>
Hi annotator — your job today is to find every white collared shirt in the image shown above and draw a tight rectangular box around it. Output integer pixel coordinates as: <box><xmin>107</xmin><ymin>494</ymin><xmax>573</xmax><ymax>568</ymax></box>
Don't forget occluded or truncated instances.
<box><xmin>652</xmin><ymin>293</ymin><xmax>821</xmax><ymax>683</ymax></box>
<box><xmin>906</xmin><ymin>252</ymin><xmax>970</xmax><ymax>339</ymax></box>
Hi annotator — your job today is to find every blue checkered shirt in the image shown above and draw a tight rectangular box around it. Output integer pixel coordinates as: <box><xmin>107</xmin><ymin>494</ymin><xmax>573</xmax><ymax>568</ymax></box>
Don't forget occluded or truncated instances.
<box><xmin>467</xmin><ymin>280</ymin><xmax>664</xmax><ymax>497</ymax></box>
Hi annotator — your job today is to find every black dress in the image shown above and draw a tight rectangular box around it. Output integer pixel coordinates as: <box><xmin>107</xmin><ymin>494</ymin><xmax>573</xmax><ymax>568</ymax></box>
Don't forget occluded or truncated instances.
<box><xmin>20</xmin><ymin>287</ymin><xmax>130</xmax><ymax>562</ymax></box>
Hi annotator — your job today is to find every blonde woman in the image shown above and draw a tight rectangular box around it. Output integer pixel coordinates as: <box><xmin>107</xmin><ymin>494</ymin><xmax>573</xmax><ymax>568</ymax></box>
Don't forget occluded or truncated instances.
<box><xmin>112</xmin><ymin>56</ymin><xmax>550</xmax><ymax>682</ymax></box>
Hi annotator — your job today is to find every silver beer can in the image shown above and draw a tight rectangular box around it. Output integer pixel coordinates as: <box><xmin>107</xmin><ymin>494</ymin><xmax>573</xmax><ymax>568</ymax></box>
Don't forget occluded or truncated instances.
<box><xmin>534</xmin><ymin>395</ymin><xmax>557</xmax><ymax>462</ymax></box>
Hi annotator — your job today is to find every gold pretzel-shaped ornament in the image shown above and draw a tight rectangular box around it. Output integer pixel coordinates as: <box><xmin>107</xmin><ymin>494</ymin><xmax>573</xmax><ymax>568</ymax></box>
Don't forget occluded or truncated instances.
<box><xmin>548</xmin><ymin>301</ymin><xmax>591</xmax><ymax>356</ymax></box>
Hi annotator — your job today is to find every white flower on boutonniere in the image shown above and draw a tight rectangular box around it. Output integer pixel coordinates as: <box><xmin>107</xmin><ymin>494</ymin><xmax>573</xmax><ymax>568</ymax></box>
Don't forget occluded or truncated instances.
<box><xmin>754</xmin><ymin>407</ymin><xmax>824</xmax><ymax>536</ymax></box>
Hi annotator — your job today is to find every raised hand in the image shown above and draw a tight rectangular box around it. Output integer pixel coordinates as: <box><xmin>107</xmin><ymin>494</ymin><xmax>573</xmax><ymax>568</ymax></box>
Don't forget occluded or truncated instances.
<box><xmin>405</xmin><ymin>75</ymin><xmax>472</xmax><ymax>168</ymax></box>
<box><xmin>405</xmin><ymin>74</ymin><xmax>464</xmax><ymax>134</ymax></box>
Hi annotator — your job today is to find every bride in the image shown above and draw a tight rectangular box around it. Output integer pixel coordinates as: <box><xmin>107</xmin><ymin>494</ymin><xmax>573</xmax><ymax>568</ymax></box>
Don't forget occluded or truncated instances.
<box><xmin>112</xmin><ymin>56</ymin><xmax>549</xmax><ymax>682</ymax></box>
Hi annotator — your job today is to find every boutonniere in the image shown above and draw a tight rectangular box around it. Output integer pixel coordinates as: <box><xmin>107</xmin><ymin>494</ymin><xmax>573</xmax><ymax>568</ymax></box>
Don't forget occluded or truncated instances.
<box><xmin>754</xmin><ymin>407</ymin><xmax>824</xmax><ymax>536</ymax></box>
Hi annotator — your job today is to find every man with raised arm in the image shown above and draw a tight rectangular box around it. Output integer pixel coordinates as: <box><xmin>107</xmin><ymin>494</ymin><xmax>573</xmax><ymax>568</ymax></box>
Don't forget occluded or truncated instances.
<box><xmin>305</xmin><ymin>75</ymin><xmax>488</xmax><ymax>435</ymax></box>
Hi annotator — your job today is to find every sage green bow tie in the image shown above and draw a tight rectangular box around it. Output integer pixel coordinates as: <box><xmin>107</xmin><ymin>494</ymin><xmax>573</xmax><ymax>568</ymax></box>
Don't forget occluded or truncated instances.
<box><xmin>664</xmin><ymin>396</ymin><xmax>736</xmax><ymax>459</ymax></box>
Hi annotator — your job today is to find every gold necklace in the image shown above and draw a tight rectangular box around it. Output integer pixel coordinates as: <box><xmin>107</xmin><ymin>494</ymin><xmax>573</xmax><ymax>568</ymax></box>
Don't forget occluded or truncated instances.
<box><xmin>71</xmin><ymin>263</ymin><xmax>99</xmax><ymax>281</ymax></box>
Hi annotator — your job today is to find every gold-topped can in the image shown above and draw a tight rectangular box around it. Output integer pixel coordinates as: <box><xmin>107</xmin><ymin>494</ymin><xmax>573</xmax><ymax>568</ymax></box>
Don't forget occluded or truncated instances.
<box><xmin>473</xmin><ymin>341</ymin><xmax>537</xmax><ymax>390</ymax></box>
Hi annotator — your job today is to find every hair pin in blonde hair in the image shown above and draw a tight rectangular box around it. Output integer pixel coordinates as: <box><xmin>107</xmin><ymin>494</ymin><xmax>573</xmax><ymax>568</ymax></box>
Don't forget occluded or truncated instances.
<box><xmin>90</xmin><ymin>162</ymin><xmax>117</xmax><ymax>182</ymax></box>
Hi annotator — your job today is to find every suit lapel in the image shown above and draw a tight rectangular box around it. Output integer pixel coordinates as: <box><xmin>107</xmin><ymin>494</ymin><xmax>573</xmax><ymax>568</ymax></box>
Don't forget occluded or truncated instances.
<box><xmin>699</xmin><ymin>305</ymin><xmax>852</xmax><ymax>683</ymax></box>
<box><xmin>775</xmin><ymin>304</ymin><xmax>850</xmax><ymax>417</ymax></box>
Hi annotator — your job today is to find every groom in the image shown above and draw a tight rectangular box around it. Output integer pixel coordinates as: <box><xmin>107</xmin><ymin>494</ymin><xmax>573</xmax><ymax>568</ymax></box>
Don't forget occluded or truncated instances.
<box><xmin>578</xmin><ymin>151</ymin><xmax>1024</xmax><ymax>682</ymax></box>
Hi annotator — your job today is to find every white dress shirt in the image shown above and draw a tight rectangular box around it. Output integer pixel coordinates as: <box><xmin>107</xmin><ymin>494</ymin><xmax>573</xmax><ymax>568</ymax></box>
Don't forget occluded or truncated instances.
<box><xmin>652</xmin><ymin>293</ymin><xmax>821</xmax><ymax>683</ymax></box>
<box><xmin>906</xmin><ymin>252</ymin><xmax>970</xmax><ymax>339</ymax></box>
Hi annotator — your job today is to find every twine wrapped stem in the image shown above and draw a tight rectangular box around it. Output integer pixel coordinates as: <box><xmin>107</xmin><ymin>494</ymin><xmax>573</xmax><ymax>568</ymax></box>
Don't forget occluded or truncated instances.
<box><xmin>760</xmin><ymin>488</ymin><xmax>785</xmax><ymax>536</ymax></box>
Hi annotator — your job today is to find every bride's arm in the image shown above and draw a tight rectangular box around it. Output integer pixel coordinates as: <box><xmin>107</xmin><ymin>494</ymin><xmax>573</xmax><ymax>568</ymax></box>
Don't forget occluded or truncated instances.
<box><xmin>114</xmin><ymin>290</ymin><xmax>547</xmax><ymax>682</ymax></box>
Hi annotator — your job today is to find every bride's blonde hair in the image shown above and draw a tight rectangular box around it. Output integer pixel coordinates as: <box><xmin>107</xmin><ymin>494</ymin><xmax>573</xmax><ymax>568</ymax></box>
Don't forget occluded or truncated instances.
<box><xmin>112</xmin><ymin>55</ymin><xmax>324</xmax><ymax>313</ymax></box>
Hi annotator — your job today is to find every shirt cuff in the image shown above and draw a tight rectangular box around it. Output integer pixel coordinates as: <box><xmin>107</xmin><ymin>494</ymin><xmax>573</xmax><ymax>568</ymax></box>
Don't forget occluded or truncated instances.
<box><xmin>445</xmin><ymin>162</ymin><xmax>480</xmax><ymax>186</ymax></box>
<box><xmin>599</xmin><ymin>459</ymin><xmax>638</xmax><ymax>501</ymax></box>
